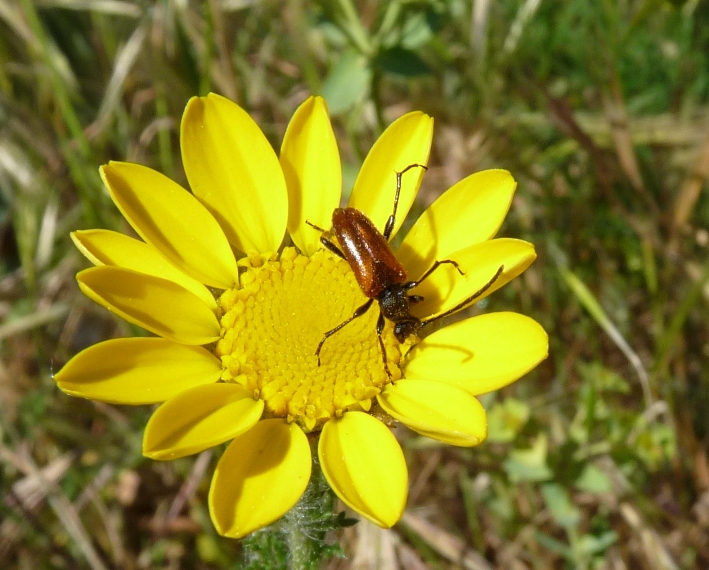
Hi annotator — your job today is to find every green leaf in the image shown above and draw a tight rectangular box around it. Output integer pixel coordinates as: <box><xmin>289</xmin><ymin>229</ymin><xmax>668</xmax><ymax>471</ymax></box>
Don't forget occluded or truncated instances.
<box><xmin>534</xmin><ymin>531</ymin><xmax>573</xmax><ymax>559</ymax></box>
<box><xmin>541</xmin><ymin>483</ymin><xmax>580</xmax><ymax>529</ymax></box>
<box><xmin>322</xmin><ymin>50</ymin><xmax>371</xmax><ymax>115</ymax></box>
<box><xmin>375</xmin><ymin>47</ymin><xmax>431</xmax><ymax>77</ymax></box>
<box><xmin>579</xmin><ymin>531</ymin><xmax>618</xmax><ymax>556</ymax></box>
<box><xmin>487</xmin><ymin>398</ymin><xmax>531</xmax><ymax>443</ymax></box>
<box><xmin>574</xmin><ymin>464</ymin><xmax>612</xmax><ymax>493</ymax></box>
<box><xmin>503</xmin><ymin>434</ymin><xmax>553</xmax><ymax>483</ymax></box>
<box><xmin>577</xmin><ymin>361</ymin><xmax>630</xmax><ymax>394</ymax></box>
<box><xmin>401</xmin><ymin>13</ymin><xmax>433</xmax><ymax>49</ymax></box>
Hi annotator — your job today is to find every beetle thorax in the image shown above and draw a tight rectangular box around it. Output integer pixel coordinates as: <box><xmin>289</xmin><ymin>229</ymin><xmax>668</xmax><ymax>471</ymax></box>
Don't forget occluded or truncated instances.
<box><xmin>379</xmin><ymin>287</ymin><xmax>421</xmax><ymax>343</ymax></box>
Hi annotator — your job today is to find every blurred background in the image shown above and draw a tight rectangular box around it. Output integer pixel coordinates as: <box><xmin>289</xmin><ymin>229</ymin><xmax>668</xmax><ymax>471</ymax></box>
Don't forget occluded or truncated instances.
<box><xmin>1</xmin><ymin>0</ymin><xmax>708</xmax><ymax>568</ymax></box>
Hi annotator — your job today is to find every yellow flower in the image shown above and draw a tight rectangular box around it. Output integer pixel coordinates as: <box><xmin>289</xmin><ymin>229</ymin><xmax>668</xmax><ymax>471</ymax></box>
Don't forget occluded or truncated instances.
<box><xmin>55</xmin><ymin>94</ymin><xmax>548</xmax><ymax>538</ymax></box>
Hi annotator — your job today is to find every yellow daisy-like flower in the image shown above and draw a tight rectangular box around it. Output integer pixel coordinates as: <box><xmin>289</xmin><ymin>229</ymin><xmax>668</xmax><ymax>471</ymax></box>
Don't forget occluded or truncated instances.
<box><xmin>55</xmin><ymin>94</ymin><xmax>548</xmax><ymax>538</ymax></box>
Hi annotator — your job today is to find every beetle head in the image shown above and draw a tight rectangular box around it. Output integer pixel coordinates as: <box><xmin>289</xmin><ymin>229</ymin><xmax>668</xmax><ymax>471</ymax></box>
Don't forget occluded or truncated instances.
<box><xmin>394</xmin><ymin>318</ymin><xmax>421</xmax><ymax>343</ymax></box>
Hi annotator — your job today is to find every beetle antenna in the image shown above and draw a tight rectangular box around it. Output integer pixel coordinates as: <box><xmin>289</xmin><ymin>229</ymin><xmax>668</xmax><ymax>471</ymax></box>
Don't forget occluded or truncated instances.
<box><xmin>305</xmin><ymin>220</ymin><xmax>328</xmax><ymax>233</ymax></box>
<box><xmin>420</xmin><ymin>265</ymin><xmax>504</xmax><ymax>327</ymax></box>
<box><xmin>404</xmin><ymin>259</ymin><xmax>464</xmax><ymax>291</ymax></box>
<box><xmin>384</xmin><ymin>163</ymin><xmax>428</xmax><ymax>240</ymax></box>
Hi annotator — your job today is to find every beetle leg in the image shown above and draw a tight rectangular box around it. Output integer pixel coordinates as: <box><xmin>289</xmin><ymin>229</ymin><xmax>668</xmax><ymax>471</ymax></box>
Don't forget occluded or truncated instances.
<box><xmin>408</xmin><ymin>295</ymin><xmax>424</xmax><ymax>304</ymax></box>
<box><xmin>315</xmin><ymin>298</ymin><xmax>374</xmax><ymax>365</ymax></box>
<box><xmin>305</xmin><ymin>219</ymin><xmax>347</xmax><ymax>259</ymax></box>
<box><xmin>384</xmin><ymin>163</ymin><xmax>428</xmax><ymax>240</ymax></box>
<box><xmin>319</xmin><ymin>236</ymin><xmax>346</xmax><ymax>260</ymax></box>
<box><xmin>376</xmin><ymin>311</ymin><xmax>393</xmax><ymax>380</ymax></box>
<box><xmin>420</xmin><ymin>265</ymin><xmax>504</xmax><ymax>327</ymax></box>
<box><xmin>404</xmin><ymin>259</ymin><xmax>465</xmax><ymax>290</ymax></box>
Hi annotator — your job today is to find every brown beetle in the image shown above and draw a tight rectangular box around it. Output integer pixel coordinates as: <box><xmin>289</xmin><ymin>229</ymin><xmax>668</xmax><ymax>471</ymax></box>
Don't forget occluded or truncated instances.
<box><xmin>308</xmin><ymin>164</ymin><xmax>503</xmax><ymax>378</ymax></box>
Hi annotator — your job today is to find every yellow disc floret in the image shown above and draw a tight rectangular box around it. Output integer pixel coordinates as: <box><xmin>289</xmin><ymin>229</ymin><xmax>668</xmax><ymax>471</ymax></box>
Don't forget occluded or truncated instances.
<box><xmin>215</xmin><ymin>247</ymin><xmax>402</xmax><ymax>432</ymax></box>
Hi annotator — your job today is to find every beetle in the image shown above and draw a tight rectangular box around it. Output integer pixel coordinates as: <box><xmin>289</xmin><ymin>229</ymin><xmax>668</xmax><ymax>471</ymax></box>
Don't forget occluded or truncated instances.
<box><xmin>308</xmin><ymin>163</ymin><xmax>504</xmax><ymax>378</ymax></box>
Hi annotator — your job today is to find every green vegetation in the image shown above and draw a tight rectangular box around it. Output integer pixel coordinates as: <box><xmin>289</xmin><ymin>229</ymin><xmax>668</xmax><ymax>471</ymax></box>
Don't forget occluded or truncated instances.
<box><xmin>1</xmin><ymin>0</ymin><xmax>708</xmax><ymax>568</ymax></box>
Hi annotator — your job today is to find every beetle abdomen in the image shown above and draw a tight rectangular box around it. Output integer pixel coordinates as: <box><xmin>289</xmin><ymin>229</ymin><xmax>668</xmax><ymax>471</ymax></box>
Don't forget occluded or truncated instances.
<box><xmin>332</xmin><ymin>208</ymin><xmax>407</xmax><ymax>298</ymax></box>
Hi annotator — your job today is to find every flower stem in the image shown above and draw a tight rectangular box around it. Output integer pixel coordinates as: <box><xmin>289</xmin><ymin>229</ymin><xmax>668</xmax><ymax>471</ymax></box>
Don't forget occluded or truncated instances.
<box><xmin>283</xmin><ymin>503</ymin><xmax>312</xmax><ymax>570</ymax></box>
<box><xmin>240</xmin><ymin>439</ymin><xmax>354</xmax><ymax>570</ymax></box>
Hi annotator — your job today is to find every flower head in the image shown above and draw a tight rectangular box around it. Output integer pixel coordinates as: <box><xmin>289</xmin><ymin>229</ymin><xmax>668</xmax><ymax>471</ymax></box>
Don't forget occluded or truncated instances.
<box><xmin>55</xmin><ymin>94</ymin><xmax>548</xmax><ymax>538</ymax></box>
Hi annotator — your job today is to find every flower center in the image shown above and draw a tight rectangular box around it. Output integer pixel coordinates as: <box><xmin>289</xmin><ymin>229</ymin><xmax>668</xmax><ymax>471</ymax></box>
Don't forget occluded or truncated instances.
<box><xmin>215</xmin><ymin>247</ymin><xmax>402</xmax><ymax>431</ymax></box>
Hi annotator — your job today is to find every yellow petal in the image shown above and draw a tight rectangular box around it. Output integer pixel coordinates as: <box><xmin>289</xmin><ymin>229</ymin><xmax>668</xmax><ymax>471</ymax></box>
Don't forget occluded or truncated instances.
<box><xmin>410</xmin><ymin>238</ymin><xmax>537</xmax><ymax>319</ymax></box>
<box><xmin>143</xmin><ymin>383</ymin><xmax>264</xmax><ymax>460</ymax></box>
<box><xmin>377</xmin><ymin>379</ymin><xmax>487</xmax><ymax>447</ymax></box>
<box><xmin>349</xmin><ymin>112</ymin><xmax>433</xmax><ymax>239</ymax></box>
<box><xmin>77</xmin><ymin>266</ymin><xmax>220</xmax><ymax>345</ymax></box>
<box><xmin>54</xmin><ymin>338</ymin><xmax>222</xmax><ymax>404</ymax></box>
<box><xmin>280</xmin><ymin>96</ymin><xmax>342</xmax><ymax>256</ymax></box>
<box><xmin>100</xmin><ymin>162</ymin><xmax>238</xmax><ymax>289</ymax></box>
<box><xmin>71</xmin><ymin>230</ymin><xmax>217</xmax><ymax>311</ymax></box>
<box><xmin>398</xmin><ymin>170</ymin><xmax>517</xmax><ymax>277</ymax></box>
<box><xmin>209</xmin><ymin>419</ymin><xmax>311</xmax><ymax>538</ymax></box>
<box><xmin>181</xmin><ymin>93</ymin><xmax>288</xmax><ymax>254</ymax></box>
<box><xmin>404</xmin><ymin>312</ymin><xmax>548</xmax><ymax>395</ymax></box>
<box><xmin>318</xmin><ymin>411</ymin><xmax>407</xmax><ymax>528</ymax></box>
